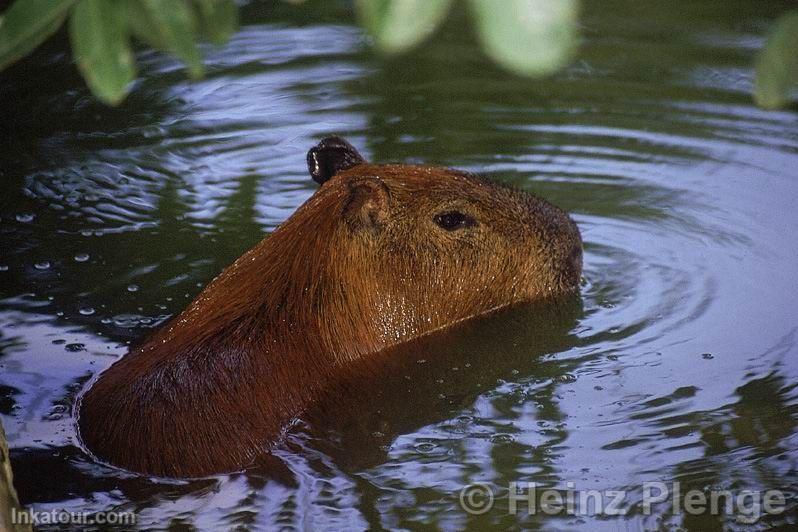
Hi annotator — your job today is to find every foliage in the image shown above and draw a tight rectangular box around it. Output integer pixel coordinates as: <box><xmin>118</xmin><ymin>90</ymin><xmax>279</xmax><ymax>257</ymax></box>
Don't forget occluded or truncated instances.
<box><xmin>0</xmin><ymin>0</ymin><xmax>237</xmax><ymax>105</ymax></box>
<box><xmin>1</xmin><ymin>419</ymin><xmax>31</xmax><ymax>532</ymax></box>
<box><xmin>70</xmin><ymin>0</ymin><xmax>135</xmax><ymax>105</ymax></box>
<box><xmin>0</xmin><ymin>0</ymin><xmax>580</xmax><ymax>106</ymax></box>
<box><xmin>467</xmin><ymin>0</ymin><xmax>578</xmax><ymax>77</ymax></box>
<box><xmin>754</xmin><ymin>10</ymin><xmax>798</xmax><ymax>110</ymax></box>
<box><xmin>355</xmin><ymin>0</ymin><xmax>453</xmax><ymax>55</ymax></box>
<box><xmin>0</xmin><ymin>0</ymin><xmax>793</xmax><ymax>109</ymax></box>
<box><xmin>358</xmin><ymin>0</ymin><xmax>579</xmax><ymax>77</ymax></box>
<box><xmin>0</xmin><ymin>0</ymin><xmax>76</xmax><ymax>71</ymax></box>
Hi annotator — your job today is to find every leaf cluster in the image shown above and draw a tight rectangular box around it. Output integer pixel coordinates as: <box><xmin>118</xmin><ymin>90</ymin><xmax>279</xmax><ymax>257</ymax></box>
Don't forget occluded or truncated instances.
<box><xmin>0</xmin><ymin>1</ymin><xmax>794</xmax><ymax>109</ymax></box>
<box><xmin>0</xmin><ymin>0</ymin><xmax>237</xmax><ymax>105</ymax></box>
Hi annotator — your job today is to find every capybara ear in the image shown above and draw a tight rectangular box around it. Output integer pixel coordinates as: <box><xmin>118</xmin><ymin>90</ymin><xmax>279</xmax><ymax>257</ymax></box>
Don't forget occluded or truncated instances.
<box><xmin>307</xmin><ymin>136</ymin><xmax>367</xmax><ymax>185</ymax></box>
<box><xmin>343</xmin><ymin>176</ymin><xmax>390</xmax><ymax>232</ymax></box>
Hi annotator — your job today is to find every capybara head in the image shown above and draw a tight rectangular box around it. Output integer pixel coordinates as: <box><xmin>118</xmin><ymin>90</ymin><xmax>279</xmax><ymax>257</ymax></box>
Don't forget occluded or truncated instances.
<box><xmin>306</xmin><ymin>136</ymin><xmax>582</xmax><ymax>347</ymax></box>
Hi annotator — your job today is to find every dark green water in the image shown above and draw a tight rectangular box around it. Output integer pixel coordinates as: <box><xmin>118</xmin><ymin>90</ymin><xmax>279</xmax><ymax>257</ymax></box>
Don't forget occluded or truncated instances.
<box><xmin>1</xmin><ymin>1</ymin><xmax>797</xmax><ymax>530</ymax></box>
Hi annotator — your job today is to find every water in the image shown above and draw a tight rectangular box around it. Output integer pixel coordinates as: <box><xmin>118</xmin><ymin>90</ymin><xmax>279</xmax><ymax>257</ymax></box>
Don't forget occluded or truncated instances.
<box><xmin>1</xmin><ymin>0</ymin><xmax>797</xmax><ymax>529</ymax></box>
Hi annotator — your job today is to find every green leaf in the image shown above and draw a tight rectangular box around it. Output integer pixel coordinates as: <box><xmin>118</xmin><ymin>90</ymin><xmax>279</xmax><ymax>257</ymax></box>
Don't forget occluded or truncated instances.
<box><xmin>0</xmin><ymin>0</ymin><xmax>77</xmax><ymax>71</ymax></box>
<box><xmin>70</xmin><ymin>0</ymin><xmax>136</xmax><ymax>106</ymax></box>
<box><xmin>754</xmin><ymin>10</ymin><xmax>798</xmax><ymax>110</ymax></box>
<box><xmin>355</xmin><ymin>0</ymin><xmax>452</xmax><ymax>54</ymax></box>
<box><xmin>193</xmin><ymin>0</ymin><xmax>238</xmax><ymax>45</ymax></box>
<box><xmin>126</xmin><ymin>0</ymin><xmax>167</xmax><ymax>51</ymax></box>
<box><xmin>136</xmin><ymin>0</ymin><xmax>204</xmax><ymax>79</ymax></box>
<box><xmin>468</xmin><ymin>0</ymin><xmax>579</xmax><ymax>77</ymax></box>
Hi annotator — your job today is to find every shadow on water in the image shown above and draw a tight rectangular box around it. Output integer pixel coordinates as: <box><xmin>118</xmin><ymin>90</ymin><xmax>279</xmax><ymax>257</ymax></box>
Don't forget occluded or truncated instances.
<box><xmin>9</xmin><ymin>297</ymin><xmax>583</xmax><ymax>498</ymax></box>
<box><xmin>305</xmin><ymin>297</ymin><xmax>583</xmax><ymax>471</ymax></box>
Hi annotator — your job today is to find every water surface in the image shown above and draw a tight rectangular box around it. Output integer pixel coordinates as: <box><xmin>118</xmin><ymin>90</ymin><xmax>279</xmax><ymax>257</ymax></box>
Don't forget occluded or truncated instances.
<box><xmin>1</xmin><ymin>0</ymin><xmax>797</xmax><ymax>530</ymax></box>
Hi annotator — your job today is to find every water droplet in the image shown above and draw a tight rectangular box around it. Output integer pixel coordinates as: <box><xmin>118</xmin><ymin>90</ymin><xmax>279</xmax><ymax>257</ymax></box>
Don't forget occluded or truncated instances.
<box><xmin>701</xmin><ymin>353</ymin><xmax>714</xmax><ymax>360</ymax></box>
<box><xmin>414</xmin><ymin>442</ymin><xmax>437</xmax><ymax>454</ymax></box>
<box><xmin>79</xmin><ymin>307</ymin><xmax>95</xmax><ymax>316</ymax></box>
<box><xmin>34</xmin><ymin>261</ymin><xmax>50</xmax><ymax>270</ymax></box>
<box><xmin>74</xmin><ymin>253</ymin><xmax>90</xmax><ymax>262</ymax></box>
<box><xmin>0</xmin><ymin>265</ymin><xmax>8</xmax><ymax>272</ymax></box>
<box><xmin>45</xmin><ymin>404</ymin><xmax>67</xmax><ymax>420</ymax></box>
<box><xmin>127</xmin><ymin>284</ymin><xmax>139</xmax><ymax>292</ymax></box>
<box><xmin>16</xmin><ymin>213</ymin><xmax>35</xmax><ymax>223</ymax></box>
<box><xmin>490</xmin><ymin>433</ymin><xmax>514</xmax><ymax>444</ymax></box>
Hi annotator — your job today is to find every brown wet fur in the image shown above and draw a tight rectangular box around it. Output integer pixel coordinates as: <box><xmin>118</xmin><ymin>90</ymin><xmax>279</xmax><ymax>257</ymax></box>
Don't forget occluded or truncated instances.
<box><xmin>77</xmin><ymin>140</ymin><xmax>582</xmax><ymax>478</ymax></box>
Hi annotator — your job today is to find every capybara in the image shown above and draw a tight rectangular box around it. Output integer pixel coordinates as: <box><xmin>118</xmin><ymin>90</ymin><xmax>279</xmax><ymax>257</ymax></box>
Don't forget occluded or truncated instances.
<box><xmin>77</xmin><ymin>137</ymin><xmax>582</xmax><ymax>477</ymax></box>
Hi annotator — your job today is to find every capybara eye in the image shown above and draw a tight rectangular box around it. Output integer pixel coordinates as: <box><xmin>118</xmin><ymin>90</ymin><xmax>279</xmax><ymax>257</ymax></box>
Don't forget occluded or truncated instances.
<box><xmin>434</xmin><ymin>211</ymin><xmax>476</xmax><ymax>231</ymax></box>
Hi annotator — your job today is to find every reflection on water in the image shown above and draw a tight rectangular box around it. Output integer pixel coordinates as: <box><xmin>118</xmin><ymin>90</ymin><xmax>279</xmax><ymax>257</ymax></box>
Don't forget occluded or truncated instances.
<box><xmin>1</xmin><ymin>0</ymin><xmax>797</xmax><ymax>529</ymax></box>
